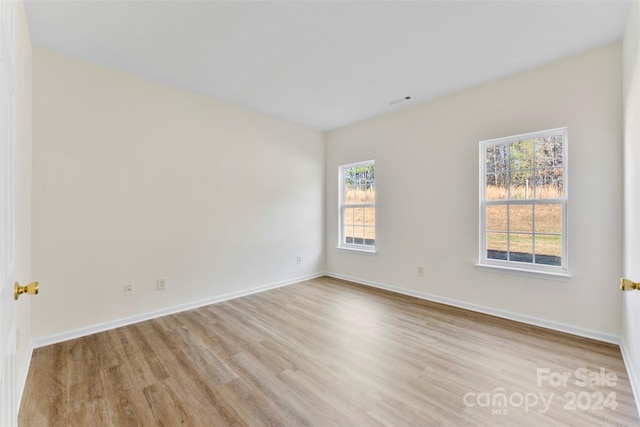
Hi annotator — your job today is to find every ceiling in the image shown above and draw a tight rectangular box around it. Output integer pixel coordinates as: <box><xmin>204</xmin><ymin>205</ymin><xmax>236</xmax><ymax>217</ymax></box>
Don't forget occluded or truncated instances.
<box><xmin>24</xmin><ymin>0</ymin><xmax>632</xmax><ymax>131</ymax></box>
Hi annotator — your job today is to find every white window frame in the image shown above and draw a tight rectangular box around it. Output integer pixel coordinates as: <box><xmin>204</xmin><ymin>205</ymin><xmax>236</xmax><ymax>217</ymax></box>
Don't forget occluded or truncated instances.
<box><xmin>478</xmin><ymin>128</ymin><xmax>569</xmax><ymax>277</ymax></box>
<box><xmin>338</xmin><ymin>160</ymin><xmax>376</xmax><ymax>253</ymax></box>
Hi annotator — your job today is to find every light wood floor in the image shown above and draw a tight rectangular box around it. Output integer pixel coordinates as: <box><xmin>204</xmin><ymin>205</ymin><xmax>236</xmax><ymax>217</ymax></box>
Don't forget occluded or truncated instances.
<box><xmin>20</xmin><ymin>276</ymin><xmax>640</xmax><ymax>426</ymax></box>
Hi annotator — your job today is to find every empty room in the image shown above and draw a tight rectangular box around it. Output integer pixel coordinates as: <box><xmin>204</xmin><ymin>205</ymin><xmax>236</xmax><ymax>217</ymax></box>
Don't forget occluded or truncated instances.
<box><xmin>3</xmin><ymin>0</ymin><xmax>640</xmax><ymax>425</ymax></box>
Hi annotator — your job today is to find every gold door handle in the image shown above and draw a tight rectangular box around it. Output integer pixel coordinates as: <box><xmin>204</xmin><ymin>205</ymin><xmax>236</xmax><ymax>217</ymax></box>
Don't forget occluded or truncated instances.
<box><xmin>621</xmin><ymin>278</ymin><xmax>639</xmax><ymax>291</ymax></box>
<box><xmin>14</xmin><ymin>281</ymin><xmax>38</xmax><ymax>300</ymax></box>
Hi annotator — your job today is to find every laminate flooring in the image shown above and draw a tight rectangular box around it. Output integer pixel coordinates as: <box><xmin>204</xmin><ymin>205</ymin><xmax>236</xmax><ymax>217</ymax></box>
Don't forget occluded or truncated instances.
<box><xmin>19</xmin><ymin>276</ymin><xmax>640</xmax><ymax>426</ymax></box>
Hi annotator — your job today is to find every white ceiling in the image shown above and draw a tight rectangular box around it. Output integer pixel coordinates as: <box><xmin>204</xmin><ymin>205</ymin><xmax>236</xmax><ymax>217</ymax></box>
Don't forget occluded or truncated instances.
<box><xmin>24</xmin><ymin>0</ymin><xmax>632</xmax><ymax>131</ymax></box>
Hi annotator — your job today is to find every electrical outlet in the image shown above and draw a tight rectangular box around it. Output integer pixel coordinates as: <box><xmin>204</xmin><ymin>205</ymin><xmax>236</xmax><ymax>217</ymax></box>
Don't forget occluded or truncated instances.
<box><xmin>124</xmin><ymin>283</ymin><xmax>134</xmax><ymax>296</ymax></box>
<box><xmin>156</xmin><ymin>278</ymin><xmax>166</xmax><ymax>290</ymax></box>
<box><xmin>417</xmin><ymin>266</ymin><xmax>424</xmax><ymax>277</ymax></box>
<box><xmin>296</xmin><ymin>256</ymin><xmax>301</xmax><ymax>264</ymax></box>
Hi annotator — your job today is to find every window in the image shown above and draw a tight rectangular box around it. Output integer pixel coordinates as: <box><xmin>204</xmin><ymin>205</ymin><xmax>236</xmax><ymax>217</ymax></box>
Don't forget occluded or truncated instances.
<box><xmin>339</xmin><ymin>160</ymin><xmax>375</xmax><ymax>252</ymax></box>
<box><xmin>479</xmin><ymin>128</ymin><xmax>568</xmax><ymax>275</ymax></box>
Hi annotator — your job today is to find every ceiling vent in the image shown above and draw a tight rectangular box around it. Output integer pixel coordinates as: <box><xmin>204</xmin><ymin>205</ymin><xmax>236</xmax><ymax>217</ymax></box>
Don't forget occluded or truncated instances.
<box><xmin>388</xmin><ymin>96</ymin><xmax>412</xmax><ymax>106</ymax></box>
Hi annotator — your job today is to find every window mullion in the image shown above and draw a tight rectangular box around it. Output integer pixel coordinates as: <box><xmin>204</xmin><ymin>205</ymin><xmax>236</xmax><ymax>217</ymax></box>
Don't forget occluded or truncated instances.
<box><xmin>532</xmin><ymin>143</ymin><xmax>537</xmax><ymax>264</ymax></box>
<box><xmin>532</xmin><ymin>202</ymin><xmax>537</xmax><ymax>264</ymax></box>
<box><xmin>506</xmin><ymin>202</ymin><xmax>511</xmax><ymax>261</ymax></box>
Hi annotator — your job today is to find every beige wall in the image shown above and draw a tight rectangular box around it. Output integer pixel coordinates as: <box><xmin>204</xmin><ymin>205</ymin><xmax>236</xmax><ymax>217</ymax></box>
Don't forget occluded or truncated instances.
<box><xmin>622</xmin><ymin>0</ymin><xmax>640</xmax><ymax>408</ymax></box>
<box><xmin>16</xmin><ymin>0</ymin><xmax>32</xmax><ymax>398</ymax></box>
<box><xmin>326</xmin><ymin>43</ymin><xmax>623</xmax><ymax>339</ymax></box>
<box><xmin>31</xmin><ymin>48</ymin><xmax>325</xmax><ymax>341</ymax></box>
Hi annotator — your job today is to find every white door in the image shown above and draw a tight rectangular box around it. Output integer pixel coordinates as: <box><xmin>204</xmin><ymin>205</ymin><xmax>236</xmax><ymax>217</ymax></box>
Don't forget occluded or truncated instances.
<box><xmin>0</xmin><ymin>1</ymin><xmax>18</xmax><ymax>425</ymax></box>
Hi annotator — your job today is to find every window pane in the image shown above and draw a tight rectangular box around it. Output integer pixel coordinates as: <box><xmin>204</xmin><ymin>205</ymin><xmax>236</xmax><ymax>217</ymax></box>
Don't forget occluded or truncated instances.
<box><xmin>486</xmin><ymin>173</ymin><xmax>509</xmax><ymax>200</ymax></box>
<box><xmin>365</xmin><ymin>226</ymin><xmax>375</xmax><ymax>245</ymax></box>
<box><xmin>509</xmin><ymin>205</ymin><xmax>532</xmax><ymax>233</ymax></box>
<box><xmin>353</xmin><ymin>208</ymin><xmax>365</xmax><ymax>226</ymax></box>
<box><xmin>535</xmin><ymin>135</ymin><xmax>563</xmax><ymax>168</ymax></box>
<box><xmin>486</xmin><ymin>205</ymin><xmax>507</xmax><ymax>231</ymax></box>
<box><xmin>344</xmin><ymin>226</ymin><xmax>354</xmax><ymax>244</ymax></box>
<box><xmin>345</xmin><ymin>187</ymin><xmax>356</xmax><ymax>204</ymax></box>
<box><xmin>344</xmin><ymin>208</ymin><xmax>355</xmax><ymax>226</ymax></box>
<box><xmin>365</xmin><ymin>186</ymin><xmax>375</xmax><ymax>204</ymax></box>
<box><xmin>357</xmin><ymin>170</ymin><xmax>365</xmax><ymax>188</ymax></box>
<box><xmin>535</xmin><ymin>204</ymin><xmax>562</xmax><ymax>234</ymax></box>
<box><xmin>344</xmin><ymin>167</ymin><xmax>355</xmax><ymax>203</ymax></box>
<box><xmin>344</xmin><ymin>167</ymin><xmax>354</xmax><ymax>181</ymax></box>
<box><xmin>487</xmin><ymin>233</ymin><xmax>507</xmax><ymax>260</ymax></box>
<box><xmin>535</xmin><ymin>235</ymin><xmax>562</xmax><ymax>266</ymax></box>
<box><xmin>535</xmin><ymin>168</ymin><xmax>563</xmax><ymax>198</ymax></box>
<box><xmin>353</xmin><ymin>226</ymin><xmax>365</xmax><ymax>239</ymax></box>
<box><xmin>510</xmin><ymin>169</ymin><xmax>533</xmax><ymax>199</ymax></box>
<box><xmin>365</xmin><ymin>208</ymin><xmax>375</xmax><ymax>226</ymax></box>
<box><xmin>509</xmin><ymin>233</ymin><xmax>533</xmax><ymax>263</ymax></box>
<box><xmin>510</xmin><ymin>139</ymin><xmax>533</xmax><ymax>170</ymax></box>
<box><xmin>486</xmin><ymin>145</ymin><xmax>508</xmax><ymax>175</ymax></box>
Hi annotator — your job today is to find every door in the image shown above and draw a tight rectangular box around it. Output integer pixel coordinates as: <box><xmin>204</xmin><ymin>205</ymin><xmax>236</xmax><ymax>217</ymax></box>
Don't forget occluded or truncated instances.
<box><xmin>622</xmin><ymin>0</ymin><xmax>640</xmax><ymax>406</ymax></box>
<box><xmin>0</xmin><ymin>1</ymin><xmax>18</xmax><ymax>425</ymax></box>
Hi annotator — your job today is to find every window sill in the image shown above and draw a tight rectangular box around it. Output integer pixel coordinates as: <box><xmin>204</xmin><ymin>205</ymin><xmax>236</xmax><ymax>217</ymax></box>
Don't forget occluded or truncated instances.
<box><xmin>475</xmin><ymin>263</ymin><xmax>571</xmax><ymax>281</ymax></box>
<box><xmin>336</xmin><ymin>245</ymin><xmax>377</xmax><ymax>255</ymax></box>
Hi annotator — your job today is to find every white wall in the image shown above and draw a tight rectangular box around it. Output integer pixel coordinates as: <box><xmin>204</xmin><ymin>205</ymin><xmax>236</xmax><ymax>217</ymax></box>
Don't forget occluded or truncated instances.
<box><xmin>622</xmin><ymin>0</ymin><xmax>640</xmax><ymax>407</ymax></box>
<box><xmin>16</xmin><ymin>0</ymin><xmax>32</xmax><ymax>399</ymax></box>
<box><xmin>31</xmin><ymin>48</ymin><xmax>325</xmax><ymax>341</ymax></box>
<box><xmin>326</xmin><ymin>43</ymin><xmax>623</xmax><ymax>339</ymax></box>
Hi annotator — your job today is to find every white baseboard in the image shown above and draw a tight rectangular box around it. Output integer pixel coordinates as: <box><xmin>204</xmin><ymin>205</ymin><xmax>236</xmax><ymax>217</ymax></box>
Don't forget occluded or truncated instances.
<box><xmin>31</xmin><ymin>271</ymin><xmax>621</xmax><ymax>348</ymax></box>
<box><xmin>31</xmin><ymin>272</ymin><xmax>324</xmax><ymax>349</ymax></box>
<box><xmin>326</xmin><ymin>272</ymin><xmax>620</xmax><ymax>345</ymax></box>
<box><xmin>619</xmin><ymin>339</ymin><xmax>640</xmax><ymax>418</ymax></box>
